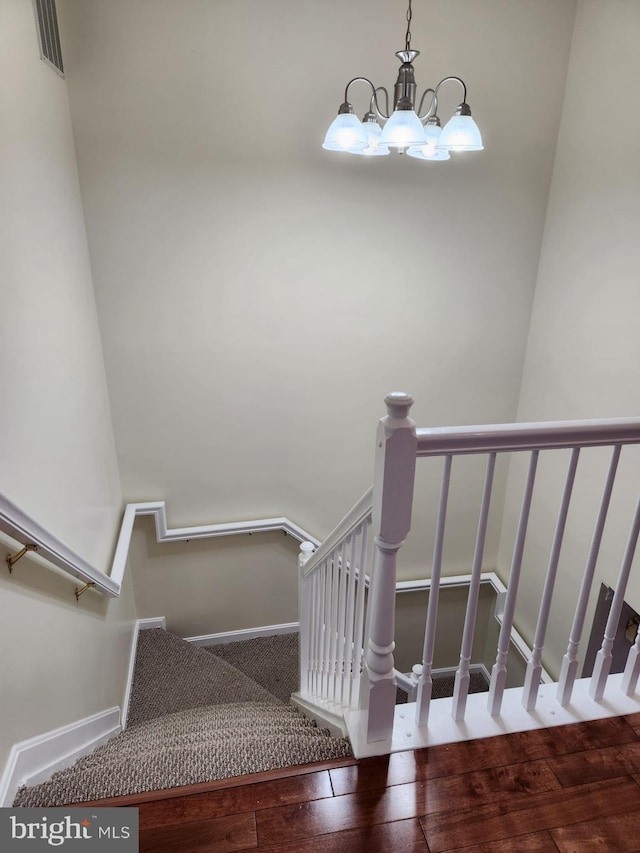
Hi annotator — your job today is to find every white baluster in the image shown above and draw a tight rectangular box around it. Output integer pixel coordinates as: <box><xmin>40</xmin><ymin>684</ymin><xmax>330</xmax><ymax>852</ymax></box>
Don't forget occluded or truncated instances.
<box><xmin>557</xmin><ymin>446</ymin><xmax>621</xmax><ymax>706</ymax></box>
<box><xmin>452</xmin><ymin>453</ymin><xmax>496</xmax><ymax>722</ymax></box>
<box><xmin>351</xmin><ymin>518</ymin><xmax>370</xmax><ymax>708</ymax></box>
<box><xmin>327</xmin><ymin>549</ymin><xmax>340</xmax><ymax>700</ymax></box>
<box><xmin>416</xmin><ymin>455</ymin><xmax>452</xmax><ymax>728</ymax></box>
<box><xmin>361</xmin><ymin>392</ymin><xmax>417</xmax><ymax>743</ymax></box>
<box><xmin>342</xmin><ymin>528</ymin><xmax>359</xmax><ymax>707</ymax></box>
<box><xmin>314</xmin><ymin>565</ymin><xmax>323</xmax><ymax>697</ymax></box>
<box><xmin>320</xmin><ymin>557</ymin><xmax>333</xmax><ymax>698</ymax></box>
<box><xmin>488</xmin><ymin>450</ymin><xmax>539</xmax><ymax>716</ymax></box>
<box><xmin>522</xmin><ymin>448</ymin><xmax>580</xmax><ymax>711</ymax></box>
<box><xmin>298</xmin><ymin>541</ymin><xmax>315</xmax><ymax>697</ymax></box>
<box><xmin>589</xmin><ymin>497</ymin><xmax>640</xmax><ymax>700</ymax></box>
<box><xmin>310</xmin><ymin>571</ymin><xmax>320</xmax><ymax>696</ymax></box>
<box><xmin>317</xmin><ymin>566</ymin><xmax>328</xmax><ymax>697</ymax></box>
<box><xmin>334</xmin><ymin>538</ymin><xmax>350</xmax><ymax>704</ymax></box>
<box><xmin>622</xmin><ymin>617</ymin><xmax>640</xmax><ymax>696</ymax></box>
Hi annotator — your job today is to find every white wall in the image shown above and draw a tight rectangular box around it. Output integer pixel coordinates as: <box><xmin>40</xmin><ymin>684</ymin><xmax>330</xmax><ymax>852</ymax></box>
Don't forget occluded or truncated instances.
<box><xmin>498</xmin><ymin>0</ymin><xmax>640</xmax><ymax>677</ymax></box>
<box><xmin>0</xmin><ymin>0</ymin><xmax>137</xmax><ymax>772</ymax></box>
<box><xmin>57</xmin><ymin>0</ymin><xmax>577</xmax><ymax>580</ymax></box>
<box><xmin>129</xmin><ymin>517</ymin><xmax>300</xmax><ymax>637</ymax></box>
<box><xmin>395</xmin><ymin>584</ymin><xmax>526</xmax><ymax>688</ymax></box>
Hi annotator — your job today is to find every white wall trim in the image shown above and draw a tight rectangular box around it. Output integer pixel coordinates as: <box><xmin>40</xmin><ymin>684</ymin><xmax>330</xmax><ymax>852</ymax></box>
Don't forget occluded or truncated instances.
<box><xmin>395</xmin><ymin>571</ymin><xmax>504</xmax><ymax>593</ymax></box>
<box><xmin>0</xmin><ymin>493</ymin><xmax>321</xmax><ymax>600</ymax></box>
<box><xmin>0</xmin><ymin>707</ymin><xmax>121</xmax><ymax>808</ymax></box>
<box><xmin>109</xmin><ymin>502</ymin><xmax>321</xmax><ymax>595</ymax></box>
<box><xmin>185</xmin><ymin>621</ymin><xmax>299</xmax><ymax>646</ymax></box>
<box><xmin>121</xmin><ymin>617</ymin><xmax>166</xmax><ymax>728</ymax></box>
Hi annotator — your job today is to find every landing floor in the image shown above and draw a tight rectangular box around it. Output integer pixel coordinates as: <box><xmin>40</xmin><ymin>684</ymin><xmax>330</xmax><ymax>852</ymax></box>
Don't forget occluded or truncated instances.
<box><xmin>77</xmin><ymin>713</ymin><xmax>640</xmax><ymax>851</ymax></box>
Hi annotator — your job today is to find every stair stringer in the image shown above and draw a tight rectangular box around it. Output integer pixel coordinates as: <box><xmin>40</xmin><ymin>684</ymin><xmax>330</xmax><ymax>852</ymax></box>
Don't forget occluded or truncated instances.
<box><xmin>290</xmin><ymin>693</ymin><xmax>348</xmax><ymax>738</ymax></box>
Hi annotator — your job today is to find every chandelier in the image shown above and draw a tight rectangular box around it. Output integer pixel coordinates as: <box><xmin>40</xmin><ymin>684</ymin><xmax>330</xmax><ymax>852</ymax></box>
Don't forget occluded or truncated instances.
<box><xmin>322</xmin><ymin>0</ymin><xmax>483</xmax><ymax>160</ymax></box>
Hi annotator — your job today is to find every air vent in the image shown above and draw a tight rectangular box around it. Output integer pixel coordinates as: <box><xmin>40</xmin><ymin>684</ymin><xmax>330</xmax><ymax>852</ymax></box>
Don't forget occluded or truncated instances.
<box><xmin>33</xmin><ymin>0</ymin><xmax>64</xmax><ymax>76</ymax></box>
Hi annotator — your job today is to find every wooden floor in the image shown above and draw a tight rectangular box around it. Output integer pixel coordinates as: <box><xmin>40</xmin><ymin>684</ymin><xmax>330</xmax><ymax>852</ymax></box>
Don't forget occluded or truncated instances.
<box><xmin>79</xmin><ymin>713</ymin><xmax>640</xmax><ymax>852</ymax></box>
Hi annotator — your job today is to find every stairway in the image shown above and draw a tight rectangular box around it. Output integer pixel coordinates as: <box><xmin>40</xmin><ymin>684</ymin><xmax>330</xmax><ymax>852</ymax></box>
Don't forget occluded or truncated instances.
<box><xmin>13</xmin><ymin>629</ymin><xmax>353</xmax><ymax>807</ymax></box>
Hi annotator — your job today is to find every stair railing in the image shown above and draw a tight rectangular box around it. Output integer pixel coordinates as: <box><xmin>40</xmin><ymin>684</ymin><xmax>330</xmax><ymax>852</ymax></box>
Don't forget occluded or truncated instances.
<box><xmin>298</xmin><ymin>487</ymin><xmax>374</xmax><ymax>718</ymax></box>
<box><xmin>298</xmin><ymin>392</ymin><xmax>640</xmax><ymax>749</ymax></box>
<box><xmin>414</xmin><ymin>411</ymin><xmax>640</xmax><ymax>735</ymax></box>
<box><xmin>297</xmin><ymin>393</ymin><xmax>417</xmax><ymax>737</ymax></box>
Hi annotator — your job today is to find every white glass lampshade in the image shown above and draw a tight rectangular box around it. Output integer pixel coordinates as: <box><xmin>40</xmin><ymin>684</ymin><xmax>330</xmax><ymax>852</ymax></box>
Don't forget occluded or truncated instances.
<box><xmin>355</xmin><ymin>117</ymin><xmax>390</xmax><ymax>156</ymax></box>
<box><xmin>437</xmin><ymin>114</ymin><xmax>483</xmax><ymax>151</ymax></box>
<box><xmin>421</xmin><ymin>121</ymin><xmax>441</xmax><ymax>155</ymax></box>
<box><xmin>406</xmin><ymin>145</ymin><xmax>450</xmax><ymax>161</ymax></box>
<box><xmin>322</xmin><ymin>113</ymin><xmax>367</xmax><ymax>152</ymax></box>
<box><xmin>378</xmin><ymin>109</ymin><xmax>426</xmax><ymax>149</ymax></box>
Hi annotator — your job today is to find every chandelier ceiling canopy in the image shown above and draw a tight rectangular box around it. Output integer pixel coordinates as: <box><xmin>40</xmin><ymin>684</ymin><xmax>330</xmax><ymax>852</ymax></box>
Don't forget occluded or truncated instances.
<box><xmin>323</xmin><ymin>0</ymin><xmax>483</xmax><ymax>160</ymax></box>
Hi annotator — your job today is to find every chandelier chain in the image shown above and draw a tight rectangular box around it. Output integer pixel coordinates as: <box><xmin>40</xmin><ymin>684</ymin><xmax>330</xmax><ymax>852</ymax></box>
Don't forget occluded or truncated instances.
<box><xmin>405</xmin><ymin>0</ymin><xmax>413</xmax><ymax>51</ymax></box>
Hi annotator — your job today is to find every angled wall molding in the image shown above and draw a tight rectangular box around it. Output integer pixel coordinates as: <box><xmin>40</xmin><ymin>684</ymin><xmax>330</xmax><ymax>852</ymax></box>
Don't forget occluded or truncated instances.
<box><xmin>0</xmin><ymin>491</ymin><xmax>320</xmax><ymax>599</ymax></box>
<box><xmin>110</xmin><ymin>501</ymin><xmax>320</xmax><ymax>594</ymax></box>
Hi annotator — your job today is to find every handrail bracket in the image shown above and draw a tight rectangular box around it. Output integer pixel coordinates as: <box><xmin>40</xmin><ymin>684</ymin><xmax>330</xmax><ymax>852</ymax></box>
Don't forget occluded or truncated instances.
<box><xmin>6</xmin><ymin>543</ymin><xmax>38</xmax><ymax>573</ymax></box>
<box><xmin>75</xmin><ymin>582</ymin><xmax>96</xmax><ymax>601</ymax></box>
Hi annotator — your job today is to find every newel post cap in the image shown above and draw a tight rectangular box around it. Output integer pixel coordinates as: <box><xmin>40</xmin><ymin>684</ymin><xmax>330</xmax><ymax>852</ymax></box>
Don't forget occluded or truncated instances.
<box><xmin>384</xmin><ymin>392</ymin><xmax>414</xmax><ymax>420</ymax></box>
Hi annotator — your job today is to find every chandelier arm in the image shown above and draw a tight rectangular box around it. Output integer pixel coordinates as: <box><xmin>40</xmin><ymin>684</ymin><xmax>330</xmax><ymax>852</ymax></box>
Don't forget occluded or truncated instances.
<box><xmin>434</xmin><ymin>76</ymin><xmax>468</xmax><ymax>103</ymax></box>
<box><xmin>417</xmin><ymin>88</ymin><xmax>438</xmax><ymax>121</ymax></box>
<box><xmin>372</xmin><ymin>87</ymin><xmax>390</xmax><ymax>120</ymax></box>
<box><xmin>342</xmin><ymin>78</ymin><xmax>391</xmax><ymax>120</ymax></box>
<box><xmin>343</xmin><ymin>77</ymin><xmax>377</xmax><ymax>105</ymax></box>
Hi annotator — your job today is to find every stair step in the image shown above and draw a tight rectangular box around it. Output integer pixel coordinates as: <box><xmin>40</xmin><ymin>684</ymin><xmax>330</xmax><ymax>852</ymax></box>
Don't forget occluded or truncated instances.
<box><xmin>13</xmin><ymin>630</ymin><xmax>353</xmax><ymax>808</ymax></box>
<box><xmin>15</xmin><ymin>702</ymin><xmax>352</xmax><ymax>807</ymax></box>
<box><xmin>127</xmin><ymin>629</ymin><xmax>279</xmax><ymax>726</ymax></box>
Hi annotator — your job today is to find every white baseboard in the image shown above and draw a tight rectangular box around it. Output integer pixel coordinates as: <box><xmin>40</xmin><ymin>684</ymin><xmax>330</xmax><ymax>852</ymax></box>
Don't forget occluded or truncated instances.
<box><xmin>430</xmin><ymin>664</ymin><xmax>491</xmax><ymax>683</ymax></box>
<box><xmin>137</xmin><ymin>617</ymin><xmax>167</xmax><ymax>631</ymax></box>
<box><xmin>396</xmin><ymin>664</ymin><xmax>491</xmax><ymax>699</ymax></box>
<box><xmin>0</xmin><ymin>707</ymin><xmax>121</xmax><ymax>808</ymax></box>
<box><xmin>185</xmin><ymin>621</ymin><xmax>299</xmax><ymax>647</ymax></box>
<box><xmin>121</xmin><ymin>617</ymin><xmax>166</xmax><ymax>727</ymax></box>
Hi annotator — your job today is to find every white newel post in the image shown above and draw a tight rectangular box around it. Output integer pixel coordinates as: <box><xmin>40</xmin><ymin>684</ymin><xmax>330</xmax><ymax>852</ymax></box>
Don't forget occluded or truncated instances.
<box><xmin>360</xmin><ymin>392</ymin><xmax>417</xmax><ymax>743</ymax></box>
<box><xmin>298</xmin><ymin>541</ymin><xmax>315</xmax><ymax>697</ymax></box>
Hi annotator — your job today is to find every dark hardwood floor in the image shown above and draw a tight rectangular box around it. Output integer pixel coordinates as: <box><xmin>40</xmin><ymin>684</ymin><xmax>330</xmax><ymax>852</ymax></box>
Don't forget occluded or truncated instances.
<box><xmin>75</xmin><ymin>713</ymin><xmax>640</xmax><ymax>851</ymax></box>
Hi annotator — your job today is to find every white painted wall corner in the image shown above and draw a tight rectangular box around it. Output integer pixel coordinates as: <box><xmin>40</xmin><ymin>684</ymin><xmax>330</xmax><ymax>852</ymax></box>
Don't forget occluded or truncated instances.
<box><xmin>121</xmin><ymin>617</ymin><xmax>166</xmax><ymax>728</ymax></box>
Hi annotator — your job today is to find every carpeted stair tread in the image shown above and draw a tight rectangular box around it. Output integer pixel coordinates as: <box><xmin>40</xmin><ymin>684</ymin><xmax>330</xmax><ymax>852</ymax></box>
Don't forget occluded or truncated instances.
<box><xmin>83</xmin><ymin>704</ymin><xmax>344</xmax><ymax>757</ymax></box>
<box><xmin>204</xmin><ymin>632</ymin><xmax>299</xmax><ymax>703</ymax></box>
<box><xmin>13</xmin><ymin>703</ymin><xmax>353</xmax><ymax>807</ymax></box>
<box><xmin>126</xmin><ymin>628</ymin><xmax>279</xmax><ymax>726</ymax></box>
